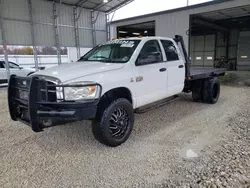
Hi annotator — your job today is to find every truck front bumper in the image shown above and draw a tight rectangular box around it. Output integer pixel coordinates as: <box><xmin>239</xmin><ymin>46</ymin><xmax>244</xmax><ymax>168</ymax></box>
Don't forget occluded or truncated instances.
<box><xmin>8</xmin><ymin>75</ymin><xmax>101</xmax><ymax>132</ymax></box>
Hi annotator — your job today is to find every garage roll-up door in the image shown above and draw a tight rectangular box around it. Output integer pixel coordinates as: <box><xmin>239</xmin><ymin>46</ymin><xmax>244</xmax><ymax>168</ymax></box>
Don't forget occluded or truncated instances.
<box><xmin>238</xmin><ymin>31</ymin><xmax>250</xmax><ymax>70</ymax></box>
<box><xmin>190</xmin><ymin>35</ymin><xmax>215</xmax><ymax>67</ymax></box>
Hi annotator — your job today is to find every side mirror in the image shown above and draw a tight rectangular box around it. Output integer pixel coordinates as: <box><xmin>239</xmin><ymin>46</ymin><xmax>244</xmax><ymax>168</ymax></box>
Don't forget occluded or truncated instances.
<box><xmin>19</xmin><ymin>66</ymin><xmax>23</xmax><ymax>69</ymax></box>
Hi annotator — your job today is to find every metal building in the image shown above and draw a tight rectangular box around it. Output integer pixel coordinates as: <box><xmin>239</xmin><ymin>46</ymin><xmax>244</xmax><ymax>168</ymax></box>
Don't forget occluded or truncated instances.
<box><xmin>0</xmin><ymin>0</ymin><xmax>133</xmax><ymax>79</ymax></box>
<box><xmin>111</xmin><ymin>0</ymin><xmax>250</xmax><ymax>70</ymax></box>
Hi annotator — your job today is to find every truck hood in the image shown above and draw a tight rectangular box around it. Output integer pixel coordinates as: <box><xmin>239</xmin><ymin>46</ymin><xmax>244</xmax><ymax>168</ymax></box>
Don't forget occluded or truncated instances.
<box><xmin>34</xmin><ymin>61</ymin><xmax>124</xmax><ymax>82</ymax></box>
<box><xmin>23</xmin><ymin>67</ymin><xmax>36</xmax><ymax>72</ymax></box>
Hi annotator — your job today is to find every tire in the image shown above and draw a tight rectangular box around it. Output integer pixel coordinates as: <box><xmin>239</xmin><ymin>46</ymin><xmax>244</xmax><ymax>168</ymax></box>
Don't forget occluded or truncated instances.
<box><xmin>203</xmin><ymin>78</ymin><xmax>220</xmax><ymax>104</ymax></box>
<box><xmin>92</xmin><ymin>98</ymin><xmax>134</xmax><ymax>147</ymax></box>
<box><xmin>192</xmin><ymin>80</ymin><xmax>203</xmax><ymax>102</ymax></box>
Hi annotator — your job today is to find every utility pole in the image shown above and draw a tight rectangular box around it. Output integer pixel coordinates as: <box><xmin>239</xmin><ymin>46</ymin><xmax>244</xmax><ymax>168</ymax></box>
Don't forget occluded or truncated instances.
<box><xmin>0</xmin><ymin>0</ymin><xmax>10</xmax><ymax>81</ymax></box>
<box><xmin>187</xmin><ymin>0</ymin><xmax>189</xmax><ymax>6</ymax></box>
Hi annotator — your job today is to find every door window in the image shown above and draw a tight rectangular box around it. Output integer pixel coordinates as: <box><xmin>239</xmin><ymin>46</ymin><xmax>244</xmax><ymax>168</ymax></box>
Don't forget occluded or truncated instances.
<box><xmin>160</xmin><ymin>40</ymin><xmax>179</xmax><ymax>61</ymax></box>
<box><xmin>0</xmin><ymin>62</ymin><xmax>4</xmax><ymax>68</ymax></box>
<box><xmin>136</xmin><ymin>40</ymin><xmax>163</xmax><ymax>66</ymax></box>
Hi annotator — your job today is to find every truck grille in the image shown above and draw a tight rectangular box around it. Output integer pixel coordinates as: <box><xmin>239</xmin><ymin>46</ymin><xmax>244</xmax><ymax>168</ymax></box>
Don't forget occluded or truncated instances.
<box><xmin>38</xmin><ymin>80</ymin><xmax>57</xmax><ymax>102</ymax></box>
<box><xmin>10</xmin><ymin>77</ymin><xmax>57</xmax><ymax>104</ymax></box>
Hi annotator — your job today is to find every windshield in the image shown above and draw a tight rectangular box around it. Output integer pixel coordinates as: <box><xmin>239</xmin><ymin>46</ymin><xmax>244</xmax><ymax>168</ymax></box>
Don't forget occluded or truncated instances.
<box><xmin>78</xmin><ymin>40</ymin><xmax>141</xmax><ymax>63</ymax></box>
<box><xmin>9</xmin><ymin>62</ymin><xmax>19</xmax><ymax>68</ymax></box>
<box><xmin>2</xmin><ymin>61</ymin><xmax>19</xmax><ymax>68</ymax></box>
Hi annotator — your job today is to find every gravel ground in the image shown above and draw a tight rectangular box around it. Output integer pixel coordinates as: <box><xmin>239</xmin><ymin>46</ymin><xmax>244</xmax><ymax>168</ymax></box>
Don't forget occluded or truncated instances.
<box><xmin>0</xmin><ymin>86</ymin><xmax>250</xmax><ymax>188</ymax></box>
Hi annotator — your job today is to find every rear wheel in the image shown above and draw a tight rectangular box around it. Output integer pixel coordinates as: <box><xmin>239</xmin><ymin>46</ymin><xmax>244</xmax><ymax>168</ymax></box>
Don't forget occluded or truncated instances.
<box><xmin>92</xmin><ymin>98</ymin><xmax>134</xmax><ymax>147</ymax></box>
<box><xmin>203</xmin><ymin>78</ymin><xmax>220</xmax><ymax>104</ymax></box>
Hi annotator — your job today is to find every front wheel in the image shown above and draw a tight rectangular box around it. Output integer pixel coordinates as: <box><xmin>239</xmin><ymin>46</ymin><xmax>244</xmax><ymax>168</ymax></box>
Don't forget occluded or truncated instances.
<box><xmin>92</xmin><ymin>98</ymin><xmax>134</xmax><ymax>147</ymax></box>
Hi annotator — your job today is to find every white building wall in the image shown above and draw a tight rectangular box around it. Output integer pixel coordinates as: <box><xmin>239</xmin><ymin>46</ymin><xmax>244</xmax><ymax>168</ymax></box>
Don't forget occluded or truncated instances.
<box><xmin>111</xmin><ymin>0</ymin><xmax>250</xmax><ymax>51</ymax></box>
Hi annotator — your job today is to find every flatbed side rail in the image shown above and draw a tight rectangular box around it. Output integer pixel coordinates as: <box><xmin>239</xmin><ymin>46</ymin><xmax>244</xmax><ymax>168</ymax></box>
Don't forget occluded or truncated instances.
<box><xmin>188</xmin><ymin>68</ymin><xmax>226</xmax><ymax>81</ymax></box>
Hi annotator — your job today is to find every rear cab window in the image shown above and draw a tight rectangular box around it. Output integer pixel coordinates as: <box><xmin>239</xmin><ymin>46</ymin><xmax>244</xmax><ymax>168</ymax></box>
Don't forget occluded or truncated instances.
<box><xmin>160</xmin><ymin>40</ymin><xmax>179</xmax><ymax>61</ymax></box>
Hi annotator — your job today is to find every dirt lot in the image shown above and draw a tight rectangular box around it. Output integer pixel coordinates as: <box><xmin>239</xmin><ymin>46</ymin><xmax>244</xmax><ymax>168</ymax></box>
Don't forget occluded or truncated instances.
<box><xmin>0</xmin><ymin>86</ymin><xmax>250</xmax><ymax>188</ymax></box>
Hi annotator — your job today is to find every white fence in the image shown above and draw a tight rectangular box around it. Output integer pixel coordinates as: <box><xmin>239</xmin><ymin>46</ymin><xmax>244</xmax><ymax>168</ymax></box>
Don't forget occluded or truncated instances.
<box><xmin>0</xmin><ymin>47</ymin><xmax>92</xmax><ymax>69</ymax></box>
<box><xmin>0</xmin><ymin>55</ymin><xmax>69</xmax><ymax>69</ymax></box>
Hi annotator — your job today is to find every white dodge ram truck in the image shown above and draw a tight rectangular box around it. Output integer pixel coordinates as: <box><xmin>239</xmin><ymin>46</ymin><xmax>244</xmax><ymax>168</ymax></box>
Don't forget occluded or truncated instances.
<box><xmin>8</xmin><ymin>35</ymin><xmax>226</xmax><ymax>147</ymax></box>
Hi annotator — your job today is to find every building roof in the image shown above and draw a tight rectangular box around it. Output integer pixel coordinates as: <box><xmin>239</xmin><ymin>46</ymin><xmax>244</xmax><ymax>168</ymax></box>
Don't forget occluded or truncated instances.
<box><xmin>111</xmin><ymin>0</ymin><xmax>230</xmax><ymax>24</ymax></box>
<box><xmin>47</xmin><ymin>0</ymin><xmax>134</xmax><ymax>13</ymax></box>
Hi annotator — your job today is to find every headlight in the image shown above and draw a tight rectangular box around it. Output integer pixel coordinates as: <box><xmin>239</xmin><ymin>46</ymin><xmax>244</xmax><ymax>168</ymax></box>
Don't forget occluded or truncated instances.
<box><xmin>56</xmin><ymin>82</ymin><xmax>101</xmax><ymax>101</ymax></box>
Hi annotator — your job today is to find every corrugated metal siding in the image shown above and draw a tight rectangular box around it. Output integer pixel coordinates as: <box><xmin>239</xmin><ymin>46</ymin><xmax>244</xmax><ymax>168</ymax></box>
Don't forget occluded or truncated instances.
<box><xmin>34</xmin><ymin>24</ymin><xmax>55</xmax><ymax>46</ymax></box>
<box><xmin>2</xmin><ymin>0</ymin><xmax>29</xmax><ymax>20</ymax></box>
<box><xmin>94</xmin><ymin>12</ymin><xmax>106</xmax><ymax>31</ymax></box>
<box><xmin>157</xmin><ymin>11</ymin><xmax>189</xmax><ymax>41</ymax></box>
<box><xmin>59</xmin><ymin>26</ymin><xmax>75</xmax><ymax>47</ymax></box>
<box><xmin>79</xmin><ymin>29</ymin><xmax>93</xmax><ymax>47</ymax></box>
<box><xmin>3</xmin><ymin>20</ymin><xmax>32</xmax><ymax>45</ymax></box>
<box><xmin>77</xmin><ymin>8</ymin><xmax>92</xmax><ymax>29</ymax></box>
<box><xmin>32</xmin><ymin>0</ymin><xmax>54</xmax><ymax>23</ymax></box>
<box><xmin>96</xmin><ymin>31</ymin><xmax>107</xmax><ymax>44</ymax></box>
<box><xmin>0</xmin><ymin>0</ymin><xmax>107</xmax><ymax>47</ymax></box>
<box><xmin>58</xmin><ymin>4</ymin><xmax>74</xmax><ymax>26</ymax></box>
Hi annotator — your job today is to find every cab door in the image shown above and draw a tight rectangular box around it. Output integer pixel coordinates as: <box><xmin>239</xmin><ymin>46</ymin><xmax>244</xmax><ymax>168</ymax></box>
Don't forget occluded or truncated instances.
<box><xmin>132</xmin><ymin>39</ymin><xmax>168</xmax><ymax>108</ymax></box>
<box><xmin>160</xmin><ymin>40</ymin><xmax>185</xmax><ymax>96</ymax></box>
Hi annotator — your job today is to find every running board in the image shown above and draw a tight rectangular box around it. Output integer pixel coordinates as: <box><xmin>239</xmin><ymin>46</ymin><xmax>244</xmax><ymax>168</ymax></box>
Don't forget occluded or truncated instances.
<box><xmin>134</xmin><ymin>95</ymin><xmax>179</xmax><ymax>114</ymax></box>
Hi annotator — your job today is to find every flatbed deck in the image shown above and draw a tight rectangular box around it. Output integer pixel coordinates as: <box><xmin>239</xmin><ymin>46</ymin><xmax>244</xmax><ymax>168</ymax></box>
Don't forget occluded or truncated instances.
<box><xmin>189</xmin><ymin>67</ymin><xmax>226</xmax><ymax>80</ymax></box>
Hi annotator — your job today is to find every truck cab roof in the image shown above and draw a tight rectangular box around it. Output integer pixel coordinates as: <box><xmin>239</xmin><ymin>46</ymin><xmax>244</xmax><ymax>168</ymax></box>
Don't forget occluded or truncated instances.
<box><xmin>113</xmin><ymin>36</ymin><xmax>175</xmax><ymax>42</ymax></box>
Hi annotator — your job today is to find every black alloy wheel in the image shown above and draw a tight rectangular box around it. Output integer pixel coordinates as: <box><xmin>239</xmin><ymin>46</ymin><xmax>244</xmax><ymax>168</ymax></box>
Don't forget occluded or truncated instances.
<box><xmin>92</xmin><ymin>98</ymin><xmax>134</xmax><ymax>147</ymax></box>
<box><xmin>109</xmin><ymin>107</ymin><xmax>130</xmax><ymax>140</ymax></box>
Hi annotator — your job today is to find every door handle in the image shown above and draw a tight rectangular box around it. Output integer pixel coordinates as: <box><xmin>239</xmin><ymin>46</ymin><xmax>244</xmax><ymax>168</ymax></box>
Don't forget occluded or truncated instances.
<box><xmin>178</xmin><ymin>65</ymin><xmax>184</xmax><ymax>68</ymax></box>
<box><xmin>159</xmin><ymin>68</ymin><xmax>166</xmax><ymax>72</ymax></box>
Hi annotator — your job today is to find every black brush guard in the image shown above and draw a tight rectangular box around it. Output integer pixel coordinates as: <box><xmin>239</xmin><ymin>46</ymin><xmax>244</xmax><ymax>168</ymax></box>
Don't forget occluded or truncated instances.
<box><xmin>8</xmin><ymin>75</ymin><xmax>101</xmax><ymax>132</ymax></box>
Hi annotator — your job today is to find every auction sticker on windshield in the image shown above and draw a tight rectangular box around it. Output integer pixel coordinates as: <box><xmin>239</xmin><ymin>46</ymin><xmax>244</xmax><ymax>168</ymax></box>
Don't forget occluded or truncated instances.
<box><xmin>120</xmin><ymin>43</ymin><xmax>135</xmax><ymax>48</ymax></box>
<box><xmin>107</xmin><ymin>40</ymin><xmax>134</xmax><ymax>44</ymax></box>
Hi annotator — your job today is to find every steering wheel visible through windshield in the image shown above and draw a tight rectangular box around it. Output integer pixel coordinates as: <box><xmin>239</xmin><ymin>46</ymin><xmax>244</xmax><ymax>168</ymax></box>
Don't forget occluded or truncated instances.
<box><xmin>78</xmin><ymin>40</ymin><xmax>141</xmax><ymax>63</ymax></box>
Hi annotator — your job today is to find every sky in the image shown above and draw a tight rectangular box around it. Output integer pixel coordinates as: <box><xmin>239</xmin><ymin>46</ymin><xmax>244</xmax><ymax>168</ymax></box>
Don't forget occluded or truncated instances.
<box><xmin>112</xmin><ymin>0</ymin><xmax>213</xmax><ymax>21</ymax></box>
